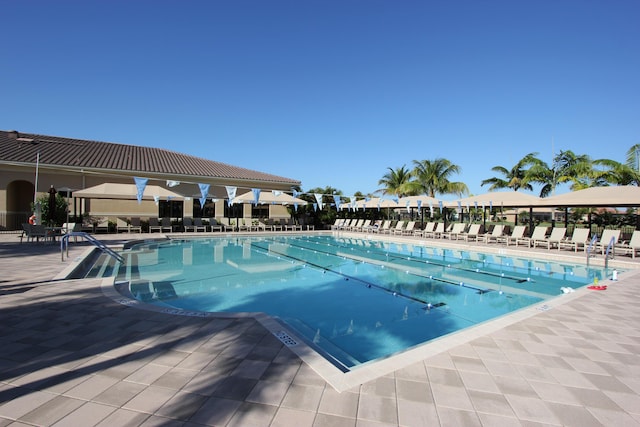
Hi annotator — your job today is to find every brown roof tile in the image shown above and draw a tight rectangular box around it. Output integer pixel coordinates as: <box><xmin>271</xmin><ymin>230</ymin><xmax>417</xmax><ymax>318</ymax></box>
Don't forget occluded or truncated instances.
<box><xmin>0</xmin><ymin>130</ymin><xmax>300</xmax><ymax>186</ymax></box>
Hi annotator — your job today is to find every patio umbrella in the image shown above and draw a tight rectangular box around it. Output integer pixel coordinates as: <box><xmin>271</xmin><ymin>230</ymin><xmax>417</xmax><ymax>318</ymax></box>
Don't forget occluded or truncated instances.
<box><xmin>47</xmin><ymin>185</ymin><xmax>57</xmax><ymax>223</ymax></box>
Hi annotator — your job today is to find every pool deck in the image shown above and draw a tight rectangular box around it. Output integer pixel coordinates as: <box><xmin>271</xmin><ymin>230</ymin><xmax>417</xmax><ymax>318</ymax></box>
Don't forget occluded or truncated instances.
<box><xmin>2</xmin><ymin>230</ymin><xmax>640</xmax><ymax>426</ymax></box>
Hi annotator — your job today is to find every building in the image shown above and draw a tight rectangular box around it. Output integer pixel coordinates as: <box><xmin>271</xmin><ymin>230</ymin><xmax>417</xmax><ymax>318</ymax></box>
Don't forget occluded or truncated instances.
<box><xmin>0</xmin><ymin>130</ymin><xmax>301</xmax><ymax>230</ymax></box>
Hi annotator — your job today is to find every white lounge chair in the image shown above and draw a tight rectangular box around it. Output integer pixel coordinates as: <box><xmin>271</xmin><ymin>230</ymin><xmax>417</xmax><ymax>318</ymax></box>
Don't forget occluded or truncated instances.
<box><xmin>533</xmin><ymin>227</ymin><xmax>566</xmax><ymax>250</ymax></box>
<box><xmin>558</xmin><ymin>228</ymin><xmax>590</xmax><ymax>252</ymax></box>
<box><xmin>596</xmin><ymin>229</ymin><xmax>620</xmax><ymax>255</ymax></box>
<box><xmin>616</xmin><ymin>230</ymin><xmax>640</xmax><ymax>259</ymax></box>
<box><xmin>515</xmin><ymin>226</ymin><xmax>548</xmax><ymax>247</ymax></box>
<box><xmin>502</xmin><ymin>225</ymin><xmax>526</xmax><ymax>246</ymax></box>
<box><xmin>414</xmin><ymin>221</ymin><xmax>435</xmax><ymax>237</ymax></box>
<box><xmin>400</xmin><ymin>221</ymin><xmax>416</xmax><ymax>235</ymax></box>
<box><xmin>373</xmin><ymin>220</ymin><xmax>391</xmax><ymax>234</ymax></box>
<box><xmin>481</xmin><ymin>224</ymin><xmax>505</xmax><ymax>244</ymax></box>
<box><xmin>442</xmin><ymin>223</ymin><xmax>466</xmax><ymax>240</ymax></box>
<box><xmin>459</xmin><ymin>223</ymin><xmax>482</xmax><ymax>242</ymax></box>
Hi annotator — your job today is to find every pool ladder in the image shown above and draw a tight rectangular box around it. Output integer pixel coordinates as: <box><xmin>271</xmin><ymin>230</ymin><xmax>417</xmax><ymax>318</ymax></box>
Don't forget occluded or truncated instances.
<box><xmin>60</xmin><ymin>232</ymin><xmax>125</xmax><ymax>264</ymax></box>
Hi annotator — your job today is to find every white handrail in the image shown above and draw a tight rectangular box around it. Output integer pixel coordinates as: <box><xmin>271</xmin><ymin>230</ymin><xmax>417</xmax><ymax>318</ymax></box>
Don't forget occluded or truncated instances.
<box><xmin>60</xmin><ymin>232</ymin><xmax>125</xmax><ymax>263</ymax></box>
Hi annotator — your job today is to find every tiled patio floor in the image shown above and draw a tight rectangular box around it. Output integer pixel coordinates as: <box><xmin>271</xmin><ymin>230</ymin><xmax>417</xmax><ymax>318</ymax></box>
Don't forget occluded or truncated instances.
<box><xmin>1</xmin><ymin>231</ymin><xmax>640</xmax><ymax>426</ymax></box>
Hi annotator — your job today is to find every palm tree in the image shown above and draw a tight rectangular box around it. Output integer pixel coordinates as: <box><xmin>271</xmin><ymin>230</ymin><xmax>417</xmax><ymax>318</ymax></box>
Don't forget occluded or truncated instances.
<box><xmin>528</xmin><ymin>150</ymin><xmax>594</xmax><ymax>197</ymax></box>
<box><xmin>626</xmin><ymin>144</ymin><xmax>640</xmax><ymax>171</ymax></box>
<box><xmin>481</xmin><ymin>152</ymin><xmax>542</xmax><ymax>192</ymax></box>
<box><xmin>377</xmin><ymin>166</ymin><xmax>413</xmax><ymax>197</ymax></box>
<box><xmin>407</xmin><ymin>158</ymin><xmax>469</xmax><ymax>198</ymax></box>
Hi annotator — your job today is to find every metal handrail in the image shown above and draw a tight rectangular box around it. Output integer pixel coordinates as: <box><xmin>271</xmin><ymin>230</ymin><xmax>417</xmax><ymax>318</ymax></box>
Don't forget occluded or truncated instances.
<box><xmin>604</xmin><ymin>235</ymin><xmax>616</xmax><ymax>269</ymax></box>
<box><xmin>60</xmin><ymin>232</ymin><xmax>125</xmax><ymax>263</ymax></box>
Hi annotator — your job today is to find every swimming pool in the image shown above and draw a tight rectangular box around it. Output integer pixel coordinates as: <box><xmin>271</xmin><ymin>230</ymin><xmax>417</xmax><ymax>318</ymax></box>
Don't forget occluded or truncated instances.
<box><xmin>115</xmin><ymin>235</ymin><xmax>610</xmax><ymax>369</ymax></box>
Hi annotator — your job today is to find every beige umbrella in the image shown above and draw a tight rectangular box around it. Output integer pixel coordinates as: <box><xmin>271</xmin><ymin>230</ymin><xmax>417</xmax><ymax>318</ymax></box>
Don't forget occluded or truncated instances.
<box><xmin>231</xmin><ymin>190</ymin><xmax>307</xmax><ymax>206</ymax></box>
<box><xmin>73</xmin><ymin>183</ymin><xmax>185</xmax><ymax>200</ymax></box>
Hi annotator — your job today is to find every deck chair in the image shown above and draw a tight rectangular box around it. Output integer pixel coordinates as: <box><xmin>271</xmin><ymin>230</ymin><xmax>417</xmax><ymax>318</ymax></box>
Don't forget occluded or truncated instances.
<box><xmin>392</xmin><ymin>221</ymin><xmax>408</xmax><ymax>235</ymax></box>
<box><xmin>616</xmin><ymin>230</ymin><xmax>640</xmax><ymax>259</ymax></box>
<box><xmin>385</xmin><ymin>221</ymin><xmax>404</xmax><ymax>235</ymax></box>
<box><xmin>338</xmin><ymin>219</ymin><xmax>353</xmax><ymax>230</ymax></box>
<box><xmin>442</xmin><ymin>222</ymin><xmax>466</xmax><ymax>240</ymax></box>
<box><xmin>425</xmin><ymin>222</ymin><xmax>445</xmax><ymax>238</ymax></box>
<box><xmin>20</xmin><ymin>223</ymin><xmax>49</xmax><ymax>243</ymax></box>
<box><xmin>129</xmin><ymin>217</ymin><xmax>142</xmax><ymax>233</ymax></box>
<box><xmin>596</xmin><ymin>229</ymin><xmax>620</xmax><ymax>256</ymax></box>
<box><xmin>355</xmin><ymin>219</ymin><xmax>371</xmax><ymax>232</ymax></box>
<box><xmin>502</xmin><ymin>225</ymin><xmax>526</xmax><ymax>246</ymax></box>
<box><xmin>401</xmin><ymin>221</ymin><xmax>416</xmax><ymax>235</ymax></box>
<box><xmin>559</xmin><ymin>228</ymin><xmax>590</xmax><ymax>252</ymax></box>
<box><xmin>515</xmin><ymin>226</ymin><xmax>548</xmax><ymax>247</ymax></box>
<box><xmin>481</xmin><ymin>224</ymin><xmax>505</xmax><ymax>244</ymax></box>
<box><xmin>533</xmin><ymin>227</ymin><xmax>566</xmax><ymax>249</ymax></box>
<box><xmin>459</xmin><ymin>223</ymin><xmax>482</xmax><ymax>242</ymax></box>
<box><xmin>331</xmin><ymin>218</ymin><xmax>344</xmax><ymax>230</ymax></box>
<box><xmin>414</xmin><ymin>221</ymin><xmax>435</xmax><ymax>237</ymax></box>
<box><xmin>183</xmin><ymin>217</ymin><xmax>196</xmax><ymax>232</ymax></box>
<box><xmin>193</xmin><ymin>218</ymin><xmax>207</xmax><ymax>232</ymax></box>
<box><xmin>373</xmin><ymin>220</ymin><xmax>391</xmax><ymax>234</ymax></box>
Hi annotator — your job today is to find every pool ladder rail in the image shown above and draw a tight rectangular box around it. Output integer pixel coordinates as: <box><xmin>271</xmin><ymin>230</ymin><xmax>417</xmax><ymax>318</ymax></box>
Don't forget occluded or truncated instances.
<box><xmin>60</xmin><ymin>232</ymin><xmax>125</xmax><ymax>264</ymax></box>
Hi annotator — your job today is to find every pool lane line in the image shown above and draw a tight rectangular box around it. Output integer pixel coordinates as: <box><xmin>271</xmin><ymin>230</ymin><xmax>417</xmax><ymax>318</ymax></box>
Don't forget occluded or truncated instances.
<box><xmin>280</xmin><ymin>236</ymin><xmax>534</xmax><ymax>285</ymax></box>
<box><xmin>250</xmin><ymin>242</ymin><xmax>448</xmax><ymax>308</ymax></box>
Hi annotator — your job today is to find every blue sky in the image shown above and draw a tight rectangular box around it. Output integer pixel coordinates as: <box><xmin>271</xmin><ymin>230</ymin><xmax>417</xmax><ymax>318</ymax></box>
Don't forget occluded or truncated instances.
<box><xmin>2</xmin><ymin>1</ymin><xmax>639</xmax><ymax>199</ymax></box>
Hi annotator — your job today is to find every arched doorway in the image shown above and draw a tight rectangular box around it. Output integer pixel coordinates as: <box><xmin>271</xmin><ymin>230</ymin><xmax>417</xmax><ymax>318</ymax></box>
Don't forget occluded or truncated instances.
<box><xmin>6</xmin><ymin>180</ymin><xmax>34</xmax><ymax>230</ymax></box>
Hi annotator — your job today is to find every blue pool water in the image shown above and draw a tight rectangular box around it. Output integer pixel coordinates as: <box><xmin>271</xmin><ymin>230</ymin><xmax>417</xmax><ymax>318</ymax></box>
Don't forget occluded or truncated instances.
<box><xmin>118</xmin><ymin>235</ymin><xmax>610</xmax><ymax>369</ymax></box>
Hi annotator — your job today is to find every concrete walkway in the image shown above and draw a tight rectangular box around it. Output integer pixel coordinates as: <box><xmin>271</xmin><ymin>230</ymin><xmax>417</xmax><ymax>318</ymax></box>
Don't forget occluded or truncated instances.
<box><xmin>1</xmin><ymin>231</ymin><xmax>640</xmax><ymax>426</ymax></box>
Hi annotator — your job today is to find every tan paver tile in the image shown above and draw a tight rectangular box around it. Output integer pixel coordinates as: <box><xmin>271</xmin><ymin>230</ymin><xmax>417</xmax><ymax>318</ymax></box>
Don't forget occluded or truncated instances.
<box><xmin>270</xmin><ymin>407</ymin><xmax>316</xmax><ymax>427</ymax></box>
<box><xmin>0</xmin><ymin>389</ymin><xmax>56</xmax><ymax>420</ymax></box>
<box><xmin>189</xmin><ymin>397</ymin><xmax>242</xmax><ymax>425</ymax></box>
<box><xmin>436</xmin><ymin>406</ymin><xmax>482</xmax><ymax>426</ymax></box>
<box><xmin>19</xmin><ymin>395</ymin><xmax>84</xmax><ymax>425</ymax></box>
<box><xmin>94</xmin><ymin>408</ymin><xmax>150</xmax><ymax>427</ymax></box>
<box><xmin>50</xmin><ymin>401</ymin><xmax>116</xmax><ymax>426</ymax></box>
<box><xmin>226</xmin><ymin>402</ymin><xmax>277</xmax><ymax>427</ymax></box>
<box><xmin>397</xmin><ymin>399</ymin><xmax>438</xmax><ymax>426</ymax></box>
<box><xmin>246</xmin><ymin>380</ymin><xmax>290</xmax><ymax>406</ymax></box>
<box><xmin>280</xmin><ymin>383</ymin><xmax>324</xmax><ymax>412</ymax></box>
<box><xmin>122</xmin><ymin>385</ymin><xmax>177</xmax><ymax>414</ymax></box>
<box><xmin>504</xmin><ymin>394</ymin><xmax>561</xmax><ymax>425</ymax></box>
<box><xmin>357</xmin><ymin>393</ymin><xmax>398</xmax><ymax>425</ymax></box>
<box><xmin>317</xmin><ymin>387</ymin><xmax>359</xmax><ymax>418</ymax></box>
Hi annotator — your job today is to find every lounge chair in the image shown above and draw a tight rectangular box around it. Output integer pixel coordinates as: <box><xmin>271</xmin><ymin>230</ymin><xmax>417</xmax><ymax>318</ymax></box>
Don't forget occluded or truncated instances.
<box><xmin>616</xmin><ymin>230</ymin><xmax>640</xmax><ymax>259</ymax></box>
<box><xmin>355</xmin><ymin>219</ymin><xmax>371</xmax><ymax>232</ymax></box>
<box><xmin>208</xmin><ymin>219</ymin><xmax>225</xmax><ymax>232</ymax></box>
<box><xmin>149</xmin><ymin>218</ymin><xmax>172</xmax><ymax>233</ymax></box>
<box><xmin>392</xmin><ymin>221</ymin><xmax>408</xmax><ymax>235</ymax></box>
<box><xmin>338</xmin><ymin>219</ymin><xmax>353</xmax><ymax>230</ymax></box>
<box><xmin>515</xmin><ymin>226</ymin><xmax>548</xmax><ymax>247</ymax></box>
<box><xmin>20</xmin><ymin>223</ymin><xmax>49</xmax><ymax>243</ymax></box>
<box><xmin>348</xmin><ymin>219</ymin><xmax>364</xmax><ymax>231</ymax></box>
<box><xmin>558</xmin><ymin>228</ymin><xmax>590</xmax><ymax>252</ymax></box>
<box><xmin>373</xmin><ymin>220</ymin><xmax>391</xmax><ymax>234</ymax></box>
<box><xmin>331</xmin><ymin>218</ymin><xmax>344</xmax><ymax>230</ymax></box>
<box><xmin>442</xmin><ymin>222</ymin><xmax>466</xmax><ymax>240</ymax></box>
<box><xmin>481</xmin><ymin>224</ymin><xmax>505</xmax><ymax>244</ymax></box>
<box><xmin>425</xmin><ymin>222</ymin><xmax>445</xmax><ymax>238</ymax></box>
<box><xmin>596</xmin><ymin>229</ymin><xmax>620</xmax><ymax>256</ymax></box>
<box><xmin>94</xmin><ymin>218</ymin><xmax>110</xmax><ymax>233</ymax></box>
<box><xmin>193</xmin><ymin>218</ymin><xmax>208</xmax><ymax>232</ymax></box>
<box><xmin>533</xmin><ymin>227</ymin><xmax>566</xmax><ymax>249</ymax></box>
<box><xmin>401</xmin><ymin>221</ymin><xmax>416</xmax><ymax>235</ymax></box>
<box><xmin>183</xmin><ymin>217</ymin><xmax>196</xmax><ymax>232</ymax></box>
<box><xmin>502</xmin><ymin>225</ymin><xmax>526</xmax><ymax>246</ymax></box>
<box><xmin>459</xmin><ymin>223</ymin><xmax>483</xmax><ymax>242</ymax></box>
<box><xmin>414</xmin><ymin>221</ymin><xmax>435</xmax><ymax>237</ymax></box>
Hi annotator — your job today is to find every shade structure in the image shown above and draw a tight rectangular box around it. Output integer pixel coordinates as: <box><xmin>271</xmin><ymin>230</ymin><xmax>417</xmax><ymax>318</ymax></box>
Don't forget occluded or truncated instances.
<box><xmin>538</xmin><ymin>186</ymin><xmax>640</xmax><ymax>208</ymax></box>
<box><xmin>448</xmin><ymin>191</ymin><xmax>543</xmax><ymax>209</ymax></box>
<box><xmin>73</xmin><ymin>183</ymin><xmax>185</xmax><ymax>201</ymax></box>
<box><xmin>231</xmin><ymin>190</ymin><xmax>307</xmax><ymax>206</ymax></box>
<box><xmin>344</xmin><ymin>197</ymin><xmax>399</xmax><ymax>210</ymax></box>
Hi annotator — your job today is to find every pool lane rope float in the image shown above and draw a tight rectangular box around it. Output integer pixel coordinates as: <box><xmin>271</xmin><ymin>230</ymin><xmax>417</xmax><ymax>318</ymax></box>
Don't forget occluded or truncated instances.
<box><xmin>279</xmin><ymin>236</ymin><xmax>535</xmax><ymax>286</ymax></box>
<box><xmin>250</xmin><ymin>241</ymin><xmax>448</xmax><ymax>308</ymax></box>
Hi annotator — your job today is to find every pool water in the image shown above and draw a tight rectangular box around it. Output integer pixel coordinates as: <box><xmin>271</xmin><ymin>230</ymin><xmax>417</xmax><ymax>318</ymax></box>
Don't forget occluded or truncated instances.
<box><xmin>118</xmin><ymin>235</ymin><xmax>608</xmax><ymax>369</ymax></box>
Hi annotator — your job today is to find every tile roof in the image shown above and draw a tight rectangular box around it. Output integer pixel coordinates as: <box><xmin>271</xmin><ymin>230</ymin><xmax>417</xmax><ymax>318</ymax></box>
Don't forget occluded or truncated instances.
<box><xmin>0</xmin><ymin>130</ymin><xmax>300</xmax><ymax>186</ymax></box>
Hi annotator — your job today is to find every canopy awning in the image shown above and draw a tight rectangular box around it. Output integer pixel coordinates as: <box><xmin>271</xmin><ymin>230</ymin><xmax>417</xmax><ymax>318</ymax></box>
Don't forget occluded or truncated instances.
<box><xmin>73</xmin><ymin>183</ymin><xmax>185</xmax><ymax>201</ymax></box>
<box><xmin>231</xmin><ymin>190</ymin><xmax>307</xmax><ymax>205</ymax></box>
<box><xmin>538</xmin><ymin>186</ymin><xmax>640</xmax><ymax>208</ymax></box>
<box><xmin>448</xmin><ymin>191</ymin><xmax>542</xmax><ymax>209</ymax></box>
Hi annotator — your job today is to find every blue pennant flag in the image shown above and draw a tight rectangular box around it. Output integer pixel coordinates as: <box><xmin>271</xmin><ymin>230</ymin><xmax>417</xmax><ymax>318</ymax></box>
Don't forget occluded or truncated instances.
<box><xmin>134</xmin><ymin>177</ymin><xmax>148</xmax><ymax>204</ymax></box>
<box><xmin>252</xmin><ymin>188</ymin><xmax>261</xmax><ymax>205</ymax></box>
<box><xmin>198</xmin><ymin>183</ymin><xmax>210</xmax><ymax>208</ymax></box>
